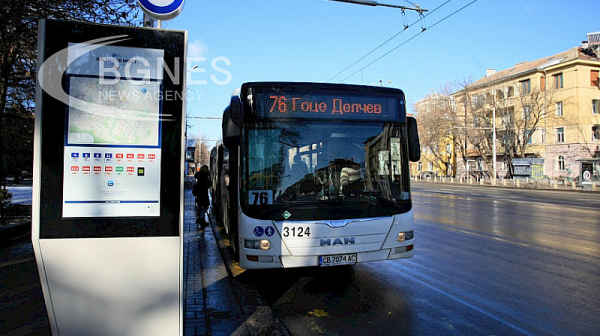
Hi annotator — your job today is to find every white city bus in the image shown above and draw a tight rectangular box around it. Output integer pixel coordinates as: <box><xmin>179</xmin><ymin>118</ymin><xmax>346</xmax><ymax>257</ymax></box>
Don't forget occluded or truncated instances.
<box><xmin>216</xmin><ymin>82</ymin><xmax>420</xmax><ymax>269</ymax></box>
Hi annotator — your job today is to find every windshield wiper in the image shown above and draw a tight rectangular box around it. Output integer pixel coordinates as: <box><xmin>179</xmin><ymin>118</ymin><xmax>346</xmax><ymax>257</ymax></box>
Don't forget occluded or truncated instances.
<box><xmin>275</xmin><ymin>199</ymin><xmax>344</xmax><ymax>206</ymax></box>
<box><xmin>342</xmin><ymin>190</ymin><xmax>400</xmax><ymax>206</ymax></box>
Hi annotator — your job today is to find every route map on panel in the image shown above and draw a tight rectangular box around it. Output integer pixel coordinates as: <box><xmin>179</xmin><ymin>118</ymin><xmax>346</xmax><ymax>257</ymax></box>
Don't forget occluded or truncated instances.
<box><xmin>67</xmin><ymin>77</ymin><xmax>161</xmax><ymax>147</ymax></box>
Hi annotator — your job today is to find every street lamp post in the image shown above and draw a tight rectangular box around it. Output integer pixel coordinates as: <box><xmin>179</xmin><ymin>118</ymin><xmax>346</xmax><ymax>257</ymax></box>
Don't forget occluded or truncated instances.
<box><xmin>492</xmin><ymin>104</ymin><xmax>497</xmax><ymax>184</ymax></box>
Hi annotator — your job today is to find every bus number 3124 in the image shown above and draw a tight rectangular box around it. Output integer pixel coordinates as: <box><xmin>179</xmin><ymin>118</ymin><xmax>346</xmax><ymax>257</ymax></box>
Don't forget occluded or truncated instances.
<box><xmin>282</xmin><ymin>226</ymin><xmax>311</xmax><ymax>238</ymax></box>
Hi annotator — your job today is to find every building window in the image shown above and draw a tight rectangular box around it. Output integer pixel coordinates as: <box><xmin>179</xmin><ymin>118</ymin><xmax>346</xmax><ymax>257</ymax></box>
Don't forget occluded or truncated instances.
<box><xmin>556</xmin><ymin>127</ymin><xmax>565</xmax><ymax>143</ymax></box>
<box><xmin>520</xmin><ymin>79</ymin><xmax>531</xmax><ymax>94</ymax></box>
<box><xmin>541</xmin><ymin>128</ymin><xmax>546</xmax><ymax>143</ymax></box>
<box><xmin>522</xmin><ymin>105</ymin><xmax>531</xmax><ymax>119</ymax></box>
<box><xmin>556</xmin><ymin>101</ymin><xmax>563</xmax><ymax>116</ymax></box>
<box><xmin>496</xmin><ymin>89</ymin><xmax>504</xmax><ymax>100</ymax></box>
<box><xmin>428</xmin><ymin>162</ymin><xmax>433</xmax><ymax>171</ymax></box>
<box><xmin>593</xmin><ymin>100</ymin><xmax>600</xmax><ymax>115</ymax></box>
<box><xmin>417</xmin><ymin>162</ymin><xmax>422</xmax><ymax>171</ymax></box>
<box><xmin>472</xmin><ymin>94</ymin><xmax>484</xmax><ymax>109</ymax></box>
<box><xmin>473</xmin><ymin>115</ymin><xmax>481</xmax><ymax>127</ymax></box>
<box><xmin>507</xmin><ymin>86</ymin><xmax>514</xmax><ymax>97</ymax></box>
<box><xmin>500</xmin><ymin>108</ymin><xmax>515</xmax><ymax>127</ymax></box>
<box><xmin>592</xmin><ymin>70</ymin><xmax>599</xmax><ymax>87</ymax></box>
<box><xmin>553</xmin><ymin>73</ymin><xmax>563</xmax><ymax>89</ymax></box>
<box><xmin>593</xmin><ymin>125</ymin><xmax>600</xmax><ymax>142</ymax></box>
<box><xmin>523</xmin><ymin>130</ymin><xmax>533</xmax><ymax>144</ymax></box>
<box><xmin>557</xmin><ymin>155</ymin><xmax>565</xmax><ymax>171</ymax></box>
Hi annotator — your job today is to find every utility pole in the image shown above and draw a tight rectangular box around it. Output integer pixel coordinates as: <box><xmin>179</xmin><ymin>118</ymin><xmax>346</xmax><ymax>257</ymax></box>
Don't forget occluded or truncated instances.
<box><xmin>492</xmin><ymin>105</ymin><xmax>497</xmax><ymax>184</ymax></box>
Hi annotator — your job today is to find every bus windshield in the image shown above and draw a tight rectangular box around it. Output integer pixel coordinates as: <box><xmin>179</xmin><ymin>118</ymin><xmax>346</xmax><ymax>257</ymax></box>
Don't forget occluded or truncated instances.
<box><xmin>241</xmin><ymin>120</ymin><xmax>411</xmax><ymax>220</ymax></box>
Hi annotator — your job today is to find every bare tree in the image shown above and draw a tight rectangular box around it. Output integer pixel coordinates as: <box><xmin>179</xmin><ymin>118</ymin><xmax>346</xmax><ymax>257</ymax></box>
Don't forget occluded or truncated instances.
<box><xmin>492</xmin><ymin>82</ymin><xmax>558</xmax><ymax>177</ymax></box>
<box><xmin>0</xmin><ymin>0</ymin><xmax>140</xmax><ymax>187</ymax></box>
<box><xmin>453</xmin><ymin>74</ymin><xmax>562</xmax><ymax>178</ymax></box>
<box><xmin>414</xmin><ymin>86</ymin><xmax>458</xmax><ymax>176</ymax></box>
<box><xmin>453</xmin><ymin>76</ymin><xmax>495</xmax><ymax>175</ymax></box>
<box><xmin>195</xmin><ymin>136</ymin><xmax>211</xmax><ymax>169</ymax></box>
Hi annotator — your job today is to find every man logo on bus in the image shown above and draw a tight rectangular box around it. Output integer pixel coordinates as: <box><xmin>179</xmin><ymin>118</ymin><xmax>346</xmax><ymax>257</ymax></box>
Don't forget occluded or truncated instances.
<box><xmin>320</xmin><ymin>237</ymin><xmax>356</xmax><ymax>246</ymax></box>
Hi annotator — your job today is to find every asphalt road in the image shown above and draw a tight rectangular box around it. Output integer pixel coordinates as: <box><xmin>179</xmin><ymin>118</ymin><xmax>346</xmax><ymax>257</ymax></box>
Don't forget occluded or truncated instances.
<box><xmin>246</xmin><ymin>183</ymin><xmax>600</xmax><ymax>335</ymax></box>
<box><xmin>3</xmin><ymin>183</ymin><xmax>599</xmax><ymax>335</ymax></box>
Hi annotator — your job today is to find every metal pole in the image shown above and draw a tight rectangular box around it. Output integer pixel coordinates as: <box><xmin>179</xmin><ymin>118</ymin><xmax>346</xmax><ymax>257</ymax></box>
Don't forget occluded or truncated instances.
<box><xmin>493</xmin><ymin>105</ymin><xmax>497</xmax><ymax>184</ymax></box>
<box><xmin>143</xmin><ymin>13</ymin><xmax>155</xmax><ymax>28</ymax></box>
<box><xmin>544</xmin><ymin>68</ymin><xmax>547</xmax><ymax>143</ymax></box>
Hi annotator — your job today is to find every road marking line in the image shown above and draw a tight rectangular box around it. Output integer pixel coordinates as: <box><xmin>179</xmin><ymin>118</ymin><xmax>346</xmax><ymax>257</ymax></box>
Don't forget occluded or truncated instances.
<box><xmin>377</xmin><ymin>262</ymin><xmax>538</xmax><ymax>336</ymax></box>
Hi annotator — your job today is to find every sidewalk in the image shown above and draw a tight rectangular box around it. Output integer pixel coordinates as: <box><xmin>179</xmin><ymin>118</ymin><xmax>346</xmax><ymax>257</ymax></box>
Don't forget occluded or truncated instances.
<box><xmin>184</xmin><ymin>189</ymin><xmax>247</xmax><ymax>336</ymax></box>
<box><xmin>185</xmin><ymin>189</ymin><xmax>289</xmax><ymax>336</ymax></box>
<box><xmin>412</xmin><ymin>176</ymin><xmax>600</xmax><ymax>192</ymax></box>
<box><xmin>0</xmin><ymin>190</ymin><xmax>287</xmax><ymax>336</ymax></box>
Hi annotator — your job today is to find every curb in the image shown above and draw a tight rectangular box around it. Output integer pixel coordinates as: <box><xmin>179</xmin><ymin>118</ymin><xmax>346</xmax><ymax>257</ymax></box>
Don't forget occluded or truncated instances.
<box><xmin>208</xmin><ymin>211</ymin><xmax>291</xmax><ymax>336</ymax></box>
<box><xmin>412</xmin><ymin>179</ymin><xmax>600</xmax><ymax>193</ymax></box>
<box><xmin>230</xmin><ymin>306</ymin><xmax>291</xmax><ymax>336</ymax></box>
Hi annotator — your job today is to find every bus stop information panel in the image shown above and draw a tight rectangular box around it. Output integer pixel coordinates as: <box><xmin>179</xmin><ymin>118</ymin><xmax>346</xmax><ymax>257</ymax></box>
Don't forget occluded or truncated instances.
<box><xmin>33</xmin><ymin>19</ymin><xmax>186</xmax><ymax>336</ymax></box>
<box><xmin>37</xmin><ymin>20</ymin><xmax>184</xmax><ymax>238</ymax></box>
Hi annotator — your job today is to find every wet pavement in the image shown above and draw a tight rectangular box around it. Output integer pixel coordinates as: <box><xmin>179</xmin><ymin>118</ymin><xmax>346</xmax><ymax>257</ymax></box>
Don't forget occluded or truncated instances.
<box><xmin>262</xmin><ymin>183</ymin><xmax>600</xmax><ymax>335</ymax></box>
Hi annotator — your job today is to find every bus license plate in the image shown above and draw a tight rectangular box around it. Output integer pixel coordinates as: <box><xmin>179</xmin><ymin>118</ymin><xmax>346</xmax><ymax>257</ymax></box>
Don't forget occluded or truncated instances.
<box><xmin>319</xmin><ymin>253</ymin><xmax>357</xmax><ymax>266</ymax></box>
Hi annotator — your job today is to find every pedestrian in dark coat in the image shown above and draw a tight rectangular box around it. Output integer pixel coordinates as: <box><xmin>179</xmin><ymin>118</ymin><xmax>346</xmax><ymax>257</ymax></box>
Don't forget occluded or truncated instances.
<box><xmin>193</xmin><ymin>165</ymin><xmax>211</xmax><ymax>227</ymax></box>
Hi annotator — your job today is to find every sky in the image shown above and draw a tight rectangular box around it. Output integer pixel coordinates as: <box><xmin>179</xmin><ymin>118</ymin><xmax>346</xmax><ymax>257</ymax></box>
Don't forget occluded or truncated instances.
<box><xmin>152</xmin><ymin>0</ymin><xmax>600</xmax><ymax>145</ymax></box>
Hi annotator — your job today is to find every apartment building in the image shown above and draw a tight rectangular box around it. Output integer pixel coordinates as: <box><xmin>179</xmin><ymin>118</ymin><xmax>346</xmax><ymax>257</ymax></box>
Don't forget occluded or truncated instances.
<box><xmin>448</xmin><ymin>32</ymin><xmax>600</xmax><ymax>182</ymax></box>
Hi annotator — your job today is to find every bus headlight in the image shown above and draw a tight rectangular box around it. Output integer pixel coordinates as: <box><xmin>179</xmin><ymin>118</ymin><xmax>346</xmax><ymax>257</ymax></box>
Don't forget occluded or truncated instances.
<box><xmin>244</xmin><ymin>239</ymin><xmax>271</xmax><ymax>250</ymax></box>
<box><xmin>397</xmin><ymin>231</ymin><xmax>414</xmax><ymax>242</ymax></box>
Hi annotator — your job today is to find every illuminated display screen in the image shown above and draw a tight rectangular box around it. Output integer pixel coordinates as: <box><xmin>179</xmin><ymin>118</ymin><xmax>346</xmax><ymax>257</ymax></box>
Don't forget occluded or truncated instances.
<box><xmin>252</xmin><ymin>86</ymin><xmax>402</xmax><ymax>121</ymax></box>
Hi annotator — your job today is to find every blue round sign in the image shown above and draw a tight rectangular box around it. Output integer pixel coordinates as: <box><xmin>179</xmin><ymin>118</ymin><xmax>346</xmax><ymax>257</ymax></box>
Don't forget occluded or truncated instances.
<box><xmin>265</xmin><ymin>227</ymin><xmax>275</xmax><ymax>237</ymax></box>
<box><xmin>253</xmin><ymin>226</ymin><xmax>264</xmax><ymax>237</ymax></box>
<box><xmin>138</xmin><ymin>0</ymin><xmax>185</xmax><ymax>21</ymax></box>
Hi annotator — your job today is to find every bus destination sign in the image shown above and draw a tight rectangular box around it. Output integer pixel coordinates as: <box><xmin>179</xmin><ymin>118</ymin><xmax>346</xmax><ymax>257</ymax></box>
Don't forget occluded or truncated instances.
<box><xmin>255</xmin><ymin>92</ymin><xmax>400</xmax><ymax>121</ymax></box>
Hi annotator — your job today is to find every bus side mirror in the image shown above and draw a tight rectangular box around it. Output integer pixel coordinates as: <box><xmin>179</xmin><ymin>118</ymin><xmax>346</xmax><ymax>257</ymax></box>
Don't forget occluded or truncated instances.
<box><xmin>222</xmin><ymin>106</ymin><xmax>240</xmax><ymax>148</ymax></box>
<box><xmin>407</xmin><ymin>116</ymin><xmax>421</xmax><ymax>162</ymax></box>
<box><xmin>229</xmin><ymin>95</ymin><xmax>243</xmax><ymax>128</ymax></box>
